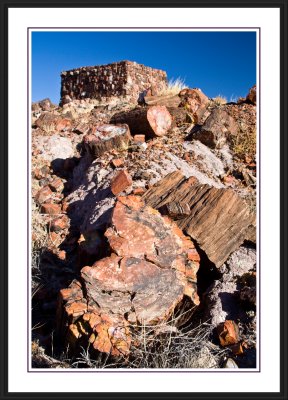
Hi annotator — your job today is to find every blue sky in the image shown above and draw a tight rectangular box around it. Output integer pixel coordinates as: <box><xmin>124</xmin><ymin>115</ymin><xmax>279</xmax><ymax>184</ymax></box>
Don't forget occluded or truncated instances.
<box><xmin>32</xmin><ymin>31</ymin><xmax>256</xmax><ymax>104</ymax></box>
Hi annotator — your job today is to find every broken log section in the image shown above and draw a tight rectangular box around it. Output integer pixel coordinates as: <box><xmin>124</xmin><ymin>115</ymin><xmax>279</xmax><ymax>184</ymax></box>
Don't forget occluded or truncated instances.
<box><xmin>83</xmin><ymin>124</ymin><xmax>131</xmax><ymax>158</ymax></box>
<box><xmin>143</xmin><ymin>171</ymin><xmax>254</xmax><ymax>268</ymax></box>
<box><xmin>110</xmin><ymin>106</ymin><xmax>172</xmax><ymax>137</ymax></box>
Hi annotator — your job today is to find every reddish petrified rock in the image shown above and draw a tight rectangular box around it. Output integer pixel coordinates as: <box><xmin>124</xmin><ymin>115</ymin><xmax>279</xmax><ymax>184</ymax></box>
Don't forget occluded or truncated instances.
<box><xmin>110</xmin><ymin>169</ymin><xmax>133</xmax><ymax>195</ymax></box>
<box><xmin>49</xmin><ymin>178</ymin><xmax>64</xmax><ymax>193</ymax></box>
<box><xmin>217</xmin><ymin>320</ymin><xmax>240</xmax><ymax>346</ymax></box>
<box><xmin>50</xmin><ymin>215</ymin><xmax>69</xmax><ymax>232</ymax></box>
<box><xmin>111</xmin><ymin>158</ymin><xmax>124</xmax><ymax>168</ymax></box>
<box><xmin>133</xmin><ymin>134</ymin><xmax>145</xmax><ymax>143</ymax></box>
<box><xmin>35</xmin><ymin>186</ymin><xmax>53</xmax><ymax>205</ymax></box>
<box><xmin>104</xmin><ymin>196</ymin><xmax>200</xmax><ymax>307</ymax></box>
<box><xmin>41</xmin><ymin>203</ymin><xmax>61</xmax><ymax>215</ymax></box>
<box><xmin>178</xmin><ymin>88</ymin><xmax>210</xmax><ymax>124</ymax></box>
<box><xmin>55</xmin><ymin>118</ymin><xmax>72</xmax><ymax>132</ymax></box>
<box><xmin>34</xmin><ymin>113</ymin><xmax>72</xmax><ymax>132</ymax></box>
<box><xmin>58</xmin><ymin>196</ymin><xmax>201</xmax><ymax>355</ymax></box>
<box><xmin>133</xmin><ymin>187</ymin><xmax>146</xmax><ymax>196</ymax></box>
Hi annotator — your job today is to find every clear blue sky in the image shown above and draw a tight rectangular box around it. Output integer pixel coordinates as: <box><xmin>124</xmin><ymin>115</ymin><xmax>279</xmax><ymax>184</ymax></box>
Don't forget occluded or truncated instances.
<box><xmin>32</xmin><ymin>31</ymin><xmax>256</xmax><ymax>104</ymax></box>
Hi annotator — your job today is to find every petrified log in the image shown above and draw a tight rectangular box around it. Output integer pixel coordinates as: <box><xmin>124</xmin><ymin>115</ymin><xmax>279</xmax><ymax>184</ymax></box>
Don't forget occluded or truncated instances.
<box><xmin>178</xmin><ymin>88</ymin><xmax>210</xmax><ymax>124</ymax></box>
<box><xmin>110</xmin><ymin>106</ymin><xmax>172</xmax><ymax>137</ymax></box>
<box><xmin>58</xmin><ymin>195</ymin><xmax>201</xmax><ymax>355</ymax></box>
<box><xmin>144</xmin><ymin>94</ymin><xmax>181</xmax><ymax>107</ymax></box>
<box><xmin>83</xmin><ymin>124</ymin><xmax>131</xmax><ymax>158</ymax></box>
<box><xmin>192</xmin><ymin>109</ymin><xmax>238</xmax><ymax>149</ymax></box>
<box><xmin>143</xmin><ymin>172</ymin><xmax>254</xmax><ymax>267</ymax></box>
<box><xmin>34</xmin><ymin>113</ymin><xmax>72</xmax><ymax>132</ymax></box>
<box><xmin>167</xmin><ymin>107</ymin><xmax>193</xmax><ymax>126</ymax></box>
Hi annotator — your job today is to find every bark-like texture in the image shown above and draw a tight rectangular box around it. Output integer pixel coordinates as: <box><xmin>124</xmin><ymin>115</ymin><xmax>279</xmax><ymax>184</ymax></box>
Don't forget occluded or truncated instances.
<box><xmin>143</xmin><ymin>172</ymin><xmax>254</xmax><ymax>267</ymax></box>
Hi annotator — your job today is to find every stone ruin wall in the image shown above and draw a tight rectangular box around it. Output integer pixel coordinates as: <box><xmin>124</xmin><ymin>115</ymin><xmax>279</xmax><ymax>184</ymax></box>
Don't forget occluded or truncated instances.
<box><xmin>60</xmin><ymin>60</ymin><xmax>167</xmax><ymax>105</ymax></box>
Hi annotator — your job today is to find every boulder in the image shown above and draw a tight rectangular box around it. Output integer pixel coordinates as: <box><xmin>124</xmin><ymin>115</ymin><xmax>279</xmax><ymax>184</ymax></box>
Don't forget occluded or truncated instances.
<box><xmin>58</xmin><ymin>196</ymin><xmax>201</xmax><ymax>355</ymax></box>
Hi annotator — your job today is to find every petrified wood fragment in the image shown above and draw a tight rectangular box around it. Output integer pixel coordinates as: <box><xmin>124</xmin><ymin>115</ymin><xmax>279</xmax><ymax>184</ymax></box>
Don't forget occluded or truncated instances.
<box><xmin>144</xmin><ymin>94</ymin><xmax>181</xmax><ymax>107</ymax></box>
<box><xmin>178</xmin><ymin>88</ymin><xmax>210</xmax><ymax>124</ymax></box>
<box><xmin>58</xmin><ymin>196</ymin><xmax>201</xmax><ymax>355</ymax></box>
<box><xmin>192</xmin><ymin>109</ymin><xmax>238</xmax><ymax>149</ymax></box>
<box><xmin>83</xmin><ymin>124</ymin><xmax>131</xmax><ymax>158</ymax></box>
<box><xmin>110</xmin><ymin>106</ymin><xmax>172</xmax><ymax>137</ymax></box>
<box><xmin>143</xmin><ymin>172</ymin><xmax>254</xmax><ymax>267</ymax></box>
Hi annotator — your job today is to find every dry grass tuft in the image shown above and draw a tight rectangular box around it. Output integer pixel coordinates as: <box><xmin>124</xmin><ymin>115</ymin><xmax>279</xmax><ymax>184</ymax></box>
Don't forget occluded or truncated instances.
<box><xmin>159</xmin><ymin>77</ymin><xmax>187</xmax><ymax>96</ymax></box>
<box><xmin>230</xmin><ymin>128</ymin><xmax>256</xmax><ymax>159</ymax></box>
<box><xmin>71</xmin><ymin>314</ymin><xmax>228</xmax><ymax>369</ymax></box>
<box><xmin>213</xmin><ymin>95</ymin><xmax>227</xmax><ymax>105</ymax></box>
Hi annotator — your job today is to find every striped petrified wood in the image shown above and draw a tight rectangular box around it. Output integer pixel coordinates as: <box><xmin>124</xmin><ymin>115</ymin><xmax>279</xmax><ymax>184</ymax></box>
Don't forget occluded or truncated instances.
<box><xmin>143</xmin><ymin>171</ymin><xmax>255</xmax><ymax>268</ymax></box>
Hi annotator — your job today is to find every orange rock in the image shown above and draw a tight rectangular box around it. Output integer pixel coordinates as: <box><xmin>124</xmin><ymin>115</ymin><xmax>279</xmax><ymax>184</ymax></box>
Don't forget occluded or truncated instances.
<box><xmin>133</xmin><ymin>134</ymin><xmax>145</xmax><ymax>143</ymax></box>
<box><xmin>62</xmin><ymin>201</ymin><xmax>69</xmax><ymax>213</ymax></box>
<box><xmin>111</xmin><ymin>158</ymin><xmax>124</xmax><ymax>168</ymax></box>
<box><xmin>41</xmin><ymin>203</ymin><xmax>61</xmax><ymax>215</ymax></box>
<box><xmin>57</xmin><ymin>250</ymin><xmax>66</xmax><ymax>261</ymax></box>
<box><xmin>50</xmin><ymin>215</ymin><xmax>69</xmax><ymax>232</ymax></box>
<box><xmin>49</xmin><ymin>178</ymin><xmax>64</xmax><ymax>193</ymax></box>
<box><xmin>217</xmin><ymin>320</ymin><xmax>240</xmax><ymax>346</ymax></box>
<box><xmin>65</xmin><ymin>301</ymin><xmax>87</xmax><ymax>319</ymax></box>
<box><xmin>110</xmin><ymin>169</ymin><xmax>132</xmax><ymax>195</ymax></box>
<box><xmin>133</xmin><ymin>187</ymin><xmax>146</xmax><ymax>196</ymax></box>
<box><xmin>55</xmin><ymin>118</ymin><xmax>72</xmax><ymax>131</ymax></box>
<box><xmin>187</xmin><ymin>248</ymin><xmax>201</xmax><ymax>263</ymax></box>
<box><xmin>35</xmin><ymin>186</ymin><xmax>53</xmax><ymax>204</ymax></box>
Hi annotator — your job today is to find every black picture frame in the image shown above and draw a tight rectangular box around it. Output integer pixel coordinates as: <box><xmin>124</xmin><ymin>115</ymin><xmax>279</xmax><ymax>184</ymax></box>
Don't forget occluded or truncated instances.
<box><xmin>0</xmin><ymin>0</ymin><xmax>287</xmax><ymax>399</ymax></box>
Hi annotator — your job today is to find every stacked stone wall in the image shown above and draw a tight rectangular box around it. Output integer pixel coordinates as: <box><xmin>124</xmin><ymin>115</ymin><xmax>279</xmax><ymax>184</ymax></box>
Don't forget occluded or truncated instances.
<box><xmin>60</xmin><ymin>60</ymin><xmax>167</xmax><ymax>105</ymax></box>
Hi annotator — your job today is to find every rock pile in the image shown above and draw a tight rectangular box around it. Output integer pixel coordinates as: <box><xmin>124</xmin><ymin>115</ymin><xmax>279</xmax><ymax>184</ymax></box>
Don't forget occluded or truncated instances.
<box><xmin>31</xmin><ymin>61</ymin><xmax>257</xmax><ymax>368</ymax></box>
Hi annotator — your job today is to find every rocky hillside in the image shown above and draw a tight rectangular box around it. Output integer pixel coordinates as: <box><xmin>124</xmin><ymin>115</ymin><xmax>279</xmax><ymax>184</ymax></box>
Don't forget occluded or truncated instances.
<box><xmin>31</xmin><ymin>75</ymin><xmax>257</xmax><ymax>369</ymax></box>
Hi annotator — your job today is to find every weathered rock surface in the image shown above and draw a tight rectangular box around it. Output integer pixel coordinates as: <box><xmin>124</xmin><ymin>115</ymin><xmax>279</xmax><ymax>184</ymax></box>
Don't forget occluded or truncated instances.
<box><xmin>246</xmin><ymin>85</ymin><xmax>256</xmax><ymax>105</ymax></box>
<box><xmin>34</xmin><ymin>113</ymin><xmax>72</xmax><ymax>132</ymax></box>
<box><xmin>178</xmin><ymin>88</ymin><xmax>210</xmax><ymax>124</ymax></box>
<box><xmin>192</xmin><ymin>109</ymin><xmax>238</xmax><ymax>149</ymax></box>
<box><xmin>33</xmin><ymin>134</ymin><xmax>74</xmax><ymax>163</ymax></box>
<box><xmin>143</xmin><ymin>172</ymin><xmax>254</xmax><ymax>267</ymax></box>
<box><xmin>83</xmin><ymin>124</ymin><xmax>131</xmax><ymax>158</ymax></box>
<box><xmin>204</xmin><ymin>246</ymin><xmax>256</xmax><ymax>326</ymax></box>
<box><xmin>110</xmin><ymin>169</ymin><xmax>133</xmax><ymax>195</ymax></box>
<box><xmin>58</xmin><ymin>196</ymin><xmax>200</xmax><ymax>355</ymax></box>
